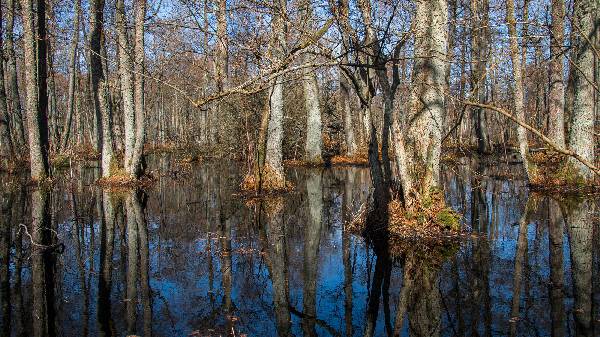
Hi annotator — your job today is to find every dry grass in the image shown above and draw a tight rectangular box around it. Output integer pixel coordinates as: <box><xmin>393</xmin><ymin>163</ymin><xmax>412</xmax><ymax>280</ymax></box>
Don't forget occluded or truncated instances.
<box><xmin>529</xmin><ymin>151</ymin><xmax>599</xmax><ymax>194</ymax></box>
<box><xmin>96</xmin><ymin>172</ymin><xmax>156</xmax><ymax>190</ymax></box>
<box><xmin>283</xmin><ymin>159</ymin><xmax>324</xmax><ymax>167</ymax></box>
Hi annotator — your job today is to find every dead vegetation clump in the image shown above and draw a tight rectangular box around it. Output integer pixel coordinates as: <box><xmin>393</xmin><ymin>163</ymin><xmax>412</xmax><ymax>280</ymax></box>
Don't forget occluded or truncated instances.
<box><xmin>329</xmin><ymin>154</ymin><xmax>369</xmax><ymax>166</ymax></box>
<box><xmin>529</xmin><ymin>151</ymin><xmax>599</xmax><ymax>194</ymax></box>
<box><xmin>239</xmin><ymin>164</ymin><xmax>293</xmax><ymax>194</ymax></box>
<box><xmin>283</xmin><ymin>158</ymin><xmax>324</xmax><ymax>167</ymax></box>
<box><xmin>348</xmin><ymin>190</ymin><xmax>465</xmax><ymax>257</ymax></box>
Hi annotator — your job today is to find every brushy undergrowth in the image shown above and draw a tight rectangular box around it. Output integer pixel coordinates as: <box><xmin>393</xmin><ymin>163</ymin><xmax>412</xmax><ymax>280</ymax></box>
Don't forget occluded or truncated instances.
<box><xmin>529</xmin><ymin>150</ymin><xmax>598</xmax><ymax>194</ymax></box>
<box><xmin>348</xmin><ymin>189</ymin><xmax>465</xmax><ymax>259</ymax></box>
<box><xmin>329</xmin><ymin>154</ymin><xmax>369</xmax><ymax>166</ymax></box>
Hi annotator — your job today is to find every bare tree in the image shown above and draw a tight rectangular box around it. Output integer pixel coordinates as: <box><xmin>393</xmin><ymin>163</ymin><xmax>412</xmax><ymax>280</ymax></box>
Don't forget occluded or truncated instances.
<box><xmin>4</xmin><ymin>0</ymin><xmax>25</xmax><ymax>149</ymax></box>
<box><xmin>506</xmin><ymin>0</ymin><xmax>535</xmax><ymax>181</ymax></box>
<box><xmin>90</xmin><ymin>0</ymin><xmax>114</xmax><ymax>177</ymax></box>
<box><xmin>21</xmin><ymin>0</ymin><xmax>50</xmax><ymax>180</ymax></box>
<box><xmin>568</xmin><ymin>0</ymin><xmax>597</xmax><ymax>180</ymax></box>
<box><xmin>548</xmin><ymin>0</ymin><xmax>566</xmax><ymax>148</ymax></box>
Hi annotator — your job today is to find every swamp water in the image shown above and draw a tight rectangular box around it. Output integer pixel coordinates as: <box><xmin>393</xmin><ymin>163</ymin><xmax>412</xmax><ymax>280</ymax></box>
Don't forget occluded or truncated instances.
<box><xmin>0</xmin><ymin>158</ymin><xmax>598</xmax><ymax>336</ymax></box>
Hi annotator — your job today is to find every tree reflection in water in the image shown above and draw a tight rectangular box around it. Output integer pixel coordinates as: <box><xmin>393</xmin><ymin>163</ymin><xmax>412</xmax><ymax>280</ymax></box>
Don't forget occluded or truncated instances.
<box><xmin>0</xmin><ymin>161</ymin><xmax>598</xmax><ymax>336</ymax></box>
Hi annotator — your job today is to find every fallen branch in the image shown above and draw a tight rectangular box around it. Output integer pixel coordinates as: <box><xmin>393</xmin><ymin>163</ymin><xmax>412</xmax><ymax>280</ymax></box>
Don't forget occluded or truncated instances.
<box><xmin>462</xmin><ymin>100</ymin><xmax>599</xmax><ymax>177</ymax></box>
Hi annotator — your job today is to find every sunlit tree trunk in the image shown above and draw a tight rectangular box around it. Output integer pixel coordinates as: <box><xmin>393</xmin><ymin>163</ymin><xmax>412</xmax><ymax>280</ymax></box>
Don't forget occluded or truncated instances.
<box><xmin>392</xmin><ymin>0</ymin><xmax>447</xmax><ymax>205</ymax></box>
<box><xmin>548</xmin><ymin>0</ymin><xmax>566</xmax><ymax>148</ymax></box>
<box><xmin>4</xmin><ymin>0</ymin><xmax>25</xmax><ymax>149</ymax></box>
<box><xmin>116</xmin><ymin>0</ymin><xmax>136</xmax><ymax>173</ymax></box>
<box><xmin>568</xmin><ymin>0</ymin><xmax>597</xmax><ymax>181</ymax></box>
<box><xmin>264</xmin><ymin>0</ymin><xmax>288</xmax><ymax>188</ymax></box>
<box><xmin>130</xmin><ymin>0</ymin><xmax>147</xmax><ymax>178</ymax></box>
<box><xmin>21</xmin><ymin>0</ymin><xmax>50</xmax><ymax>180</ymax></box>
<box><xmin>340</xmin><ymin>71</ymin><xmax>357</xmax><ymax>156</ymax></box>
<box><xmin>300</xmin><ymin>2</ymin><xmax>323</xmax><ymax>164</ymax></box>
<box><xmin>506</xmin><ymin>0</ymin><xmax>534</xmax><ymax>180</ymax></box>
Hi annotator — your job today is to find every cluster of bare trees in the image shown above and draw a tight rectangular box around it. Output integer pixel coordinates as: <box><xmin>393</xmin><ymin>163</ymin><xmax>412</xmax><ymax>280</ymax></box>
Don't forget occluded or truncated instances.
<box><xmin>0</xmin><ymin>0</ymin><xmax>597</xmax><ymax>192</ymax></box>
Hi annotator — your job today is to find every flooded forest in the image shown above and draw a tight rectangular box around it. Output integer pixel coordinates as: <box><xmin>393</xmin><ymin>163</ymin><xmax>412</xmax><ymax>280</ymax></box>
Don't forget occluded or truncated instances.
<box><xmin>0</xmin><ymin>0</ymin><xmax>599</xmax><ymax>336</ymax></box>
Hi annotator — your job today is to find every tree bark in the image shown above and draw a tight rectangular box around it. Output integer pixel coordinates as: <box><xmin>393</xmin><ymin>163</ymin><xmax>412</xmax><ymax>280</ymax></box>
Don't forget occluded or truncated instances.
<box><xmin>90</xmin><ymin>0</ymin><xmax>114</xmax><ymax>177</ymax></box>
<box><xmin>21</xmin><ymin>0</ymin><xmax>50</xmax><ymax>180</ymax></box>
<box><xmin>130</xmin><ymin>0</ymin><xmax>147</xmax><ymax>178</ymax></box>
<box><xmin>568</xmin><ymin>0</ymin><xmax>597</xmax><ymax>180</ymax></box>
<box><xmin>506</xmin><ymin>0</ymin><xmax>535</xmax><ymax>181</ymax></box>
<box><xmin>471</xmin><ymin>0</ymin><xmax>492</xmax><ymax>154</ymax></box>
<box><xmin>264</xmin><ymin>0</ymin><xmax>287</xmax><ymax>187</ymax></box>
<box><xmin>116</xmin><ymin>0</ymin><xmax>136</xmax><ymax>173</ymax></box>
<box><xmin>393</xmin><ymin>0</ymin><xmax>447</xmax><ymax>205</ymax></box>
<box><xmin>548</xmin><ymin>0</ymin><xmax>566</xmax><ymax>148</ymax></box>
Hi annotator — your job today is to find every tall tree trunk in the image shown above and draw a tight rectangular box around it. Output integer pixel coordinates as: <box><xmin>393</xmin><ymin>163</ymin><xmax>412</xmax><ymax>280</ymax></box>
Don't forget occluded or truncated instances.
<box><xmin>21</xmin><ymin>0</ymin><xmax>50</xmax><ymax>180</ymax></box>
<box><xmin>568</xmin><ymin>0</ymin><xmax>597</xmax><ymax>181</ymax></box>
<box><xmin>392</xmin><ymin>0</ymin><xmax>447</xmax><ymax>205</ymax></box>
<box><xmin>5</xmin><ymin>0</ymin><xmax>25</xmax><ymax>148</ymax></box>
<box><xmin>130</xmin><ymin>0</ymin><xmax>147</xmax><ymax>178</ymax></box>
<box><xmin>506</xmin><ymin>0</ymin><xmax>535</xmax><ymax>181</ymax></box>
<box><xmin>471</xmin><ymin>0</ymin><xmax>492</xmax><ymax>154</ymax></box>
<box><xmin>116</xmin><ymin>0</ymin><xmax>136</xmax><ymax>173</ymax></box>
<box><xmin>60</xmin><ymin>0</ymin><xmax>81</xmax><ymax>151</ymax></box>
<box><xmin>263</xmin><ymin>0</ymin><xmax>287</xmax><ymax>189</ymax></box>
<box><xmin>548</xmin><ymin>0</ymin><xmax>566</xmax><ymax>148</ymax></box>
<box><xmin>90</xmin><ymin>0</ymin><xmax>113</xmax><ymax>177</ymax></box>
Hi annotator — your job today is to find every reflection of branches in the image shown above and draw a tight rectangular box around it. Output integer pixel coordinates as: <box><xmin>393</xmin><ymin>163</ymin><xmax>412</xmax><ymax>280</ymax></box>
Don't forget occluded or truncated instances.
<box><xmin>289</xmin><ymin>305</ymin><xmax>342</xmax><ymax>337</ymax></box>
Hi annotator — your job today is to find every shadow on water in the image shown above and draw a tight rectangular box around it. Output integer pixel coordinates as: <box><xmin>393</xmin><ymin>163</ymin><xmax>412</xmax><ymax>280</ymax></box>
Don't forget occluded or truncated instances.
<box><xmin>0</xmin><ymin>156</ymin><xmax>599</xmax><ymax>336</ymax></box>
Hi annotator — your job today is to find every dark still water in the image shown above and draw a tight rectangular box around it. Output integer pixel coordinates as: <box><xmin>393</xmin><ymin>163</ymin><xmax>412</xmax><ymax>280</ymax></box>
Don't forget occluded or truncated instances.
<box><xmin>0</xmin><ymin>159</ymin><xmax>599</xmax><ymax>337</ymax></box>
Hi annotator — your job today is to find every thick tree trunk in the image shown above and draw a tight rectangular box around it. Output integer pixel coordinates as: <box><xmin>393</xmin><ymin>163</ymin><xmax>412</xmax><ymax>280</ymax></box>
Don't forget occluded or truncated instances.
<box><xmin>90</xmin><ymin>0</ymin><xmax>114</xmax><ymax>177</ymax></box>
<box><xmin>263</xmin><ymin>0</ymin><xmax>287</xmax><ymax>188</ymax></box>
<box><xmin>568</xmin><ymin>0</ymin><xmax>597</xmax><ymax>181</ymax></box>
<box><xmin>130</xmin><ymin>0</ymin><xmax>147</xmax><ymax>178</ymax></box>
<box><xmin>5</xmin><ymin>0</ymin><xmax>25</xmax><ymax>148</ymax></box>
<box><xmin>506</xmin><ymin>0</ymin><xmax>535</xmax><ymax>181</ymax></box>
<box><xmin>60</xmin><ymin>0</ymin><xmax>81</xmax><ymax>151</ymax></box>
<box><xmin>303</xmin><ymin>70</ymin><xmax>323</xmax><ymax>163</ymax></box>
<box><xmin>548</xmin><ymin>0</ymin><xmax>566</xmax><ymax>148</ymax></box>
<box><xmin>393</xmin><ymin>0</ymin><xmax>447</xmax><ymax>205</ymax></box>
<box><xmin>21</xmin><ymin>0</ymin><xmax>50</xmax><ymax>180</ymax></box>
<box><xmin>116</xmin><ymin>0</ymin><xmax>136</xmax><ymax>173</ymax></box>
